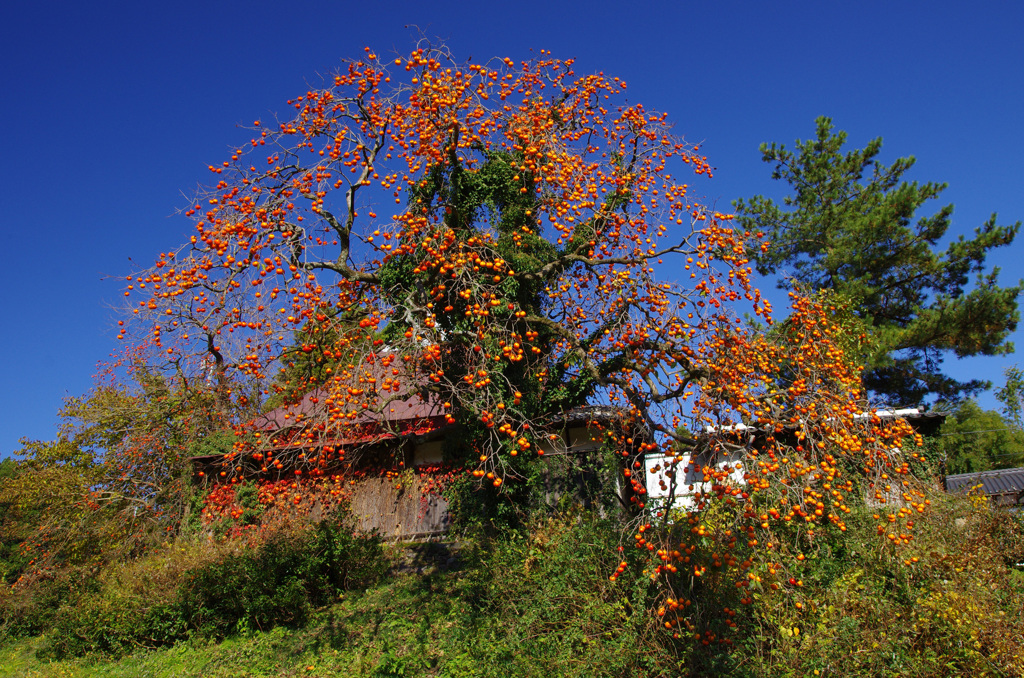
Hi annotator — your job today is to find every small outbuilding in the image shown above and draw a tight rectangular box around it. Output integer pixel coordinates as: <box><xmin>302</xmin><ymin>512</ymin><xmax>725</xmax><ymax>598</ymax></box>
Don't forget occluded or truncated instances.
<box><xmin>944</xmin><ymin>467</ymin><xmax>1024</xmax><ymax>507</ymax></box>
<box><xmin>192</xmin><ymin>384</ymin><xmax>649</xmax><ymax>539</ymax></box>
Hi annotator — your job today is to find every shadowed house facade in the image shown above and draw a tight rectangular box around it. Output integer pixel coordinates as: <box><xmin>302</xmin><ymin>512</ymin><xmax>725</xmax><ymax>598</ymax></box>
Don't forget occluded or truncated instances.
<box><xmin>192</xmin><ymin>387</ymin><xmax>649</xmax><ymax>539</ymax></box>
<box><xmin>643</xmin><ymin>409</ymin><xmax>948</xmax><ymax>512</ymax></box>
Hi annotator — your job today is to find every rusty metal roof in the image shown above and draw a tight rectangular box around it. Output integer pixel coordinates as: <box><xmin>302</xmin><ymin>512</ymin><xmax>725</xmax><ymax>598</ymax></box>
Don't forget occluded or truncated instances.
<box><xmin>189</xmin><ymin>392</ymin><xmax>634</xmax><ymax>465</ymax></box>
<box><xmin>249</xmin><ymin>353</ymin><xmax>445</xmax><ymax>433</ymax></box>
<box><xmin>250</xmin><ymin>387</ymin><xmax>444</xmax><ymax>432</ymax></box>
<box><xmin>945</xmin><ymin>467</ymin><xmax>1024</xmax><ymax>499</ymax></box>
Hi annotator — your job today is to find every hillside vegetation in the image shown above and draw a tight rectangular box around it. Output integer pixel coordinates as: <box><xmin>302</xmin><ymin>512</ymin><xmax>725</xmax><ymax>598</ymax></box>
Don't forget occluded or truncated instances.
<box><xmin>2</xmin><ymin>486</ymin><xmax>1022</xmax><ymax>678</ymax></box>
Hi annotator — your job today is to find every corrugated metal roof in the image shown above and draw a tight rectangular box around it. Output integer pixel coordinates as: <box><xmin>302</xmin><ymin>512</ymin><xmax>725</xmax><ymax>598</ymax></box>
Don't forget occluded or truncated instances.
<box><xmin>557</xmin><ymin>405</ymin><xmax>634</xmax><ymax>426</ymax></box>
<box><xmin>250</xmin><ymin>355</ymin><xmax>445</xmax><ymax>433</ymax></box>
<box><xmin>945</xmin><ymin>467</ymin><xmax>1024</xmax><ymax>498</ymax></box>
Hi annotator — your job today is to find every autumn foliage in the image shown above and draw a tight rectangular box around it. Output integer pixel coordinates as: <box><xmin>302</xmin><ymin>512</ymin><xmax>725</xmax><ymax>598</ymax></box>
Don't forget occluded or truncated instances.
<box><xmin>107</xmin><ymin>44</ymin><xmax>948</xmax><ymax>639</ymax></box>
<box><xmin>121</xmin><ymin>44</ymin><xmax>770</xmax><ymax>485</ymax></box>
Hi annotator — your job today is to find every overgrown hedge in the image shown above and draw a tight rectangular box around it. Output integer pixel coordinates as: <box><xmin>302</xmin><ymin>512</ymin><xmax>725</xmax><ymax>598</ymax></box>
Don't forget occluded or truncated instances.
<box><xmin>1</xmin><ymin>521</ymin><xmax>387</xmax><ymax>660</ymax></box>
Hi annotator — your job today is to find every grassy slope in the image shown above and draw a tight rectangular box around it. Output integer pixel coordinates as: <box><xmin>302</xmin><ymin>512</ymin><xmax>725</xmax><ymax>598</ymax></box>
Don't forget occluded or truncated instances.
<box><xmin>3</xmin><ymin>495</ymin><xmax>1023</xmax><ymax>678</ymax></box>
<box><xmin>0</xmin><ymin>518</ymin><xmax>670</xmax><ymax>678</ymax></box>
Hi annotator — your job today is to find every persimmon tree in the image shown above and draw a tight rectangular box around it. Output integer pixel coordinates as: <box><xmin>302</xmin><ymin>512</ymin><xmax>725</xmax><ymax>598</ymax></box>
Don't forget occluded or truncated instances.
<box><xmin>121</xmin><ymin>44</ymin><xmax>928</xmax><ymax>641</ymax></box>
<box><xmin>123</xmin><ymin>44</ymin><xmax>764</xmax><ymax>481</ymax></box>
<box><xmin>630</xmin><ymin>294</ymin><xmax>932</xmax><ymax>645</ymax></box>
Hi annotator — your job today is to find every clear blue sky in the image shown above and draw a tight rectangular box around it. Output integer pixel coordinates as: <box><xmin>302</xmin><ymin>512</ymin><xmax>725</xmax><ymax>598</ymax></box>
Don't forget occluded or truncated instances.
<box><xmin>2</xmin><ymin>0</ymin><xmax>1022</xmax><ymax>456</ymax></box>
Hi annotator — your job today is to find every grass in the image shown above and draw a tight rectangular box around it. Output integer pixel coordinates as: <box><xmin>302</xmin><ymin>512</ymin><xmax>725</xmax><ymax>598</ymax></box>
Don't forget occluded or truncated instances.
<box><xmin>0</xmin><ymin>515</ymin><xmax>670</xmax><ymax>677</ymax></box>
<box><xmin>2</xmin><ymin>495</ymin><xmax>1023</xmax><ymax>677</ymax></box>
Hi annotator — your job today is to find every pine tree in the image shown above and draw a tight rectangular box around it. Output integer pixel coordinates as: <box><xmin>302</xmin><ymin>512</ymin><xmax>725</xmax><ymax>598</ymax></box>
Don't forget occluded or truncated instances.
<box><xmin>734</xmin><ymin>117</ymin><xmax>1022</xmax><ymax>405</ymax></box>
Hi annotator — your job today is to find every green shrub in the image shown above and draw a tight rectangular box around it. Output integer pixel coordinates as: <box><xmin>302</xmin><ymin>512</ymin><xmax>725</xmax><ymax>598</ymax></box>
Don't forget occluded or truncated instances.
<box><xmin>439</xmin><ymin>513</ymin><xmax>678</xmax><ymax>676</ymax></box>
<box><xmin>177</xmin><ymin>534</ymin><xmax>316</xmax><ymax>638</ymax></box>
<box><xmin>172</xmin><ymin>521</ymin><xmax>387</xmax><ymax>641</ymax></box>
<box><xmin>0</xmin><ymin>567</ymin><xmax>97</xmax><ymax>640</ymax></box>
<box><xmin>35</xmin><ymin>520</ymin><xmax>388</xmax><ymax>659</ymax></box>
<box><xmin>42</xmin><ymin>592</ymin><xmax>184</xmax><ymax>659</ymax></box>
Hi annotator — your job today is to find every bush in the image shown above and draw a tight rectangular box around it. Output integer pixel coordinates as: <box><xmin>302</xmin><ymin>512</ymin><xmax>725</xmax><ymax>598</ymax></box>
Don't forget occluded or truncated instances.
<box><xmin>177</xmin><ymin>522</ymin><xmax>387</xmax><ymax>638</ymax></box>
<box><xmin>35</xmin><ymin>520</ymin><xmax>388</xmax><ymax>659</ymax></box>
<box><xmin>713</xmin><ymin>492</ymin><xmax>1024</xmax><ymax>678</ymax></box>
<box><xmin>439</xmin><ymin>512</ymin><xmax>678</xmax><ymax>676</ymax></box>
<box><xmin>0</xmin><ymin>567</ymin><xmax>98</xmax><ymax>640</ymax></box>
<box><xmin>42</xmin><ymin>592</ymin><xmax>184</xmax><ymax>659</ymax></box>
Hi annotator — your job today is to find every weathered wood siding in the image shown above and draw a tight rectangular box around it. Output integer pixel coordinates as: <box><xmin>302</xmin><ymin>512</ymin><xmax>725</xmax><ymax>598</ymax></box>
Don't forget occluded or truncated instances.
<box><xmin>349</xmin><ymin>476</ymin><xmax>450</xmax><ymax>539</ymax></box>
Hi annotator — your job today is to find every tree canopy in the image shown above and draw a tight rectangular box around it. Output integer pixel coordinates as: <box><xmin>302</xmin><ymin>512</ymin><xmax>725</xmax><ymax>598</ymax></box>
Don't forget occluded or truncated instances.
<box><xmin>0</xmin><ymin>363</ymin><xmax>234</xmax><ymax>581</ymax></box>
<box><xmin>734</xmin><ymin>116</ymin><xmax>1022</xmax><ymax>405</ymax></box>
<box><xmin>935</xmin><ymin>398</ymin><xmax>1024</xmax><ymax>475</ymax></box>
<box><xmin>996</xmin><ymin>365</ymin><xmax>1024</xmax><ymax>428</ymax></box>
<box><xmin>123</xmin><ymin>46</ymin><xmax>777</xmax><ymax>481</ymax></box>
